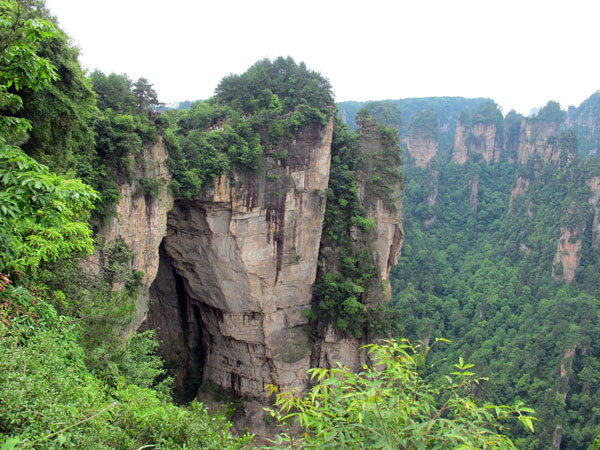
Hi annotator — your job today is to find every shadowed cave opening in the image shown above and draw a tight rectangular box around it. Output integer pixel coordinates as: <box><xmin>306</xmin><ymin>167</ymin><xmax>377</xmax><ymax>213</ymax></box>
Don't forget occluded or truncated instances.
<box><xmin>142</xmin><ymin>243</ymin><xmax>206</xmax><ymax>403</ymax></box>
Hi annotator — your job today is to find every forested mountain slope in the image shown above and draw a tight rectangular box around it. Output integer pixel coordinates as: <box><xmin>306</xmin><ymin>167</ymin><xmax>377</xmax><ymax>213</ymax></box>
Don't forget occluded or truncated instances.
<box><xmin>389</xmin><ymin>95</ymin><xmax>600</xmax><ymax>449</ymax></box>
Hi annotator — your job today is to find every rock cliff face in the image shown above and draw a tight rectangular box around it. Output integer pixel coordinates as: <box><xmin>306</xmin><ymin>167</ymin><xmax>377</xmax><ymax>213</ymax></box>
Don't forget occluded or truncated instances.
<box><xmin>552</xmin><ymin>226</ymin><xmax>583</xmax><ymax>282</ymax></box>
<box><xmin>471</xmin><ymin>122</ymin><xmax>502</xmax><ymax>164</ymax></box>
<box><xmin>508</xmin><ymin>175</ymin><xmax>531</xmax><ymax>212</ymax></box>
<box><xmin>88</xmin><ymin>137</ymin><xmax>173</xmax><ymax>334</ymax></box>
<box><xmin>452</xmin><ymin>119</ymin><xmax>501</xmax><ymax>165</ymax></box>
<box><xmin>516</xmin><ymin>120</ymin><xmax>562</xmax><ymax>166</ymax></box>
<box><xmin>93</xmin><ymin>112</ymin><xmax>404</xmax><ymax>437</ymax></box>
<box><xmin>586</xmin><ymin>176</ymin><xmax>600</xmax><ymax>246</ymax></box>
<box><xmin>406</xmin><ymin>129</ymin><xmax>438</xmax><ymax>168</ymax></box>
<box><xmin>313</xmin><ymin>118</ymin><xmax>403</xmax><ymax>372</ymax></box>
<box><xmin>552</xmin><ymin>202</ymin><xmax>585</xmax><ymax>282</ymax></box>
<box><xmin>140</xmin><ymin>119</ymin><xmax>334</xmax><ymax>434</ymax></box>
<box><xmin>452</xmin><ymin>120</ymin><xmax>469</xmax><ymax>165</ymax></box>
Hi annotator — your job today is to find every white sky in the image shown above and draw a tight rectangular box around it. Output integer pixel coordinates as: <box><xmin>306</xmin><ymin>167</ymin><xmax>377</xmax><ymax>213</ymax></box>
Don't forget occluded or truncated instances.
<box><xmin>44</xmin><ymin>0</ymin><xmax>600</xmax><ymax>115</ymax></box>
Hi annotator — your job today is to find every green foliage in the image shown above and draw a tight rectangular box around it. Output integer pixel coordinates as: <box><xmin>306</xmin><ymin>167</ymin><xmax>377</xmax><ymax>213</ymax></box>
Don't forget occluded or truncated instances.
<box><xmin>0</xmin><ymin>5</ymin><xmax>254</xmax><ymax>449</ymax></box>
<box><xmin>90</xmin><ymin>70</ymin><xmax>137</xmax><ymax>114</ymax></box>
<box><xmin>504</xmin><ymin>110</ymin><xmax>523</xmax><ymax>159</ymax></box>
<box><xmin>356</xmin><ymin>111</ymin><xmax>404</xmax><ymax>210</ymax></box>
<box><xmin>136</xmin><ymin>176</ymin><xmax>162</xmax><ymax>198</ymax></box>
<box><xmin>132</xmin><ymin>76</ymin><xmax>159</xmax><ymax>113</ymax></box>
<box><xmin>409</xmin><ymin>108</ymin><xmax>438</xmax><ymax>139</ymax></box>
<box><xmin>165</xmin><ymin>58</ymin><xmax>334</xmax><ymax>198</ymax></box>
<box><xmin>86</xmin><ymin>71</ymin><xmax>161</xmax><ymax>220</ymax></box>
<box><xmin>266</xmin><ymin>340</ymin><xmax>534</xmax><ymax>449</ymax></box>
<box><xmin>16</xmin><ymin>14</ymin><xmax>96</xmax><ymax>175</ymax></box>
<box><xmin>215</xmin><ymin>56</ymin><xmax>333</xmax><ymax>117</ymax></box>
<box><xmin>165</xmin><ymin>102</ymin><xmax>262</xmax><ymax>197</ymax></box>
<box><xmin>0</xmin><ymin>280</ymin><xmax>253</xmax><ymax>449</ymax></box>
<box><xmin>0</xmin><ymin>146</ymin><xmax>97</xmax><ymax>274</ymax></box>
<box><xmin>311</xmin><ymin>117</ymin><xmax>402</xmax><ymax>338</ymax></box>
<box><xmin>535</xmin><ymin>100</ymin><xmax>566</xmax><ymax>124</ymax></box>
<box><xmin>475</xmin><ymin>100</ymin><xmax>504</xmax><ymax>125</ymax></box>
<box><xmin>364</xmin><ymin>101</ymin><xmax>402</xmax><ymax>129</ymax></box>
<box><xmin>0</xmin><ymin>0</ymin><xmax>59</xmax><ymax>144</ymax></box>
<box><xmin>394</xmin><ymin>151</ymin><xmax>600</xmax><ymax>447</ymax></box>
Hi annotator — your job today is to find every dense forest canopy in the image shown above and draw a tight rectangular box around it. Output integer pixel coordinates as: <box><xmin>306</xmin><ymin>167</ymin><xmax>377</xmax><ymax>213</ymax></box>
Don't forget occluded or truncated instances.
<box><xmin>392</xmin><ymin>94</ymin><xmax>600</xmax><ymax>448</ymax></box>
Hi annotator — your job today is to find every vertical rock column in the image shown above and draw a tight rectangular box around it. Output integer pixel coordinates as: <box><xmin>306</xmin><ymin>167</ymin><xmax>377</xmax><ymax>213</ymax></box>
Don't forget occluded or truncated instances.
<box><xmin>144</xmin><ymin>119</ymin><xmax>334</xmax><ymax>410</ymax></box>
<box><xmin>314</xmin><ymin>118</ymin><xmax>404</xmax><ymax>371</ymax></box>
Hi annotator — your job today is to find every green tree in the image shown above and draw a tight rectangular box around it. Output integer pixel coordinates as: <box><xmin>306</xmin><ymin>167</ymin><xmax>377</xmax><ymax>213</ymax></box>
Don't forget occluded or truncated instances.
<box><xmin>90</xmin><ymin>70</ymin><xmax>136</xmax><ymax>114</ymax></box>
<box><xmin>0</xmin><ymin>0</ymin><xmax>98</xmax><ymax>275</ymax></box>
<box><xmin>133</xmin><ymin>76</ymin><xmax>159</xmax><ymax>113</ymax></box>
<box><xmin>0</xmin><ymin>0</ymin><xmax>58</xmax><ymax>143</ymax></box>
<box><xmin>0</xmin><ymin>147</ymin><xmax>97</xmax><ymax>274</ymax></box>
<box><xmin>365</xmin><ymin>101</ymin><xmax>402</xmax><ymax>130</ymax></box>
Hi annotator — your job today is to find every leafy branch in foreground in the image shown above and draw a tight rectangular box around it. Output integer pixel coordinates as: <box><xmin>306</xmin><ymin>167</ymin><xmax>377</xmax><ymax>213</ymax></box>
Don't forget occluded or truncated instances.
<box><xmin>265</xmin><ymin>339</ymin><xmax>536</xmax><ymax>449</ymax></box>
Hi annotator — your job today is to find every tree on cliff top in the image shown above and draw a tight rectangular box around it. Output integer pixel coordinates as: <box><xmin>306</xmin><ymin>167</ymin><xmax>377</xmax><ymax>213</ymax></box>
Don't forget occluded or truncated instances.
<box><xmin>215</xmin><ymin>56</ymin><xmax>334</xmax><ymax>116</ymax></box>
<box><xmin>364</xmin><ymin>101</ymin><xmax>403</xmax><ymax>130</ymax></box>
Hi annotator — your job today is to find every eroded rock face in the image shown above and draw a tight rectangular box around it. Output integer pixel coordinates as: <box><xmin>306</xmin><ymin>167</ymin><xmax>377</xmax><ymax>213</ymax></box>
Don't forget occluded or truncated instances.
<box><xmin>407</xmin><ymin>130</ymin><xmax>438</xmax><ymax>168</ymax></box>
<box><xmin>142</xmin><ymin>119</ymin><xmax>334</xmax><ymax>434</ymax></box>
<box><xmin>517</xmin><ymin>120</ymin><xmax>561</xmax><ymax>166</ymax></box>
<box><xmin>88</xmin><ymin>137</ymin><xmax>173</xmax><ymax>334</ymax></box>
<box><xmin>553</xmin><ymin>226</ymin><xmax>583</xmax><ymax>282</ymax></box>
<box><xmin>509</xmin><ymin>175</ymin><xmax>531</xmax><ymax>212</ymax></box>
<box><xmin>452</xmin><ymin>120</ymin><xmax>469</xmax><ymax>165</ymax></box>
<box><xmin>314</xmin><ymin>118</ymin><xmax>403</xmax><ymax>372</ymax></box>
<box><xmin>452</xmin><ymin>119</ymin><xmax>502</xmax><ymax>165</ymax></box>
<box><xmin>587</xmin><ymin>176</ymin><xmax>600</xmax><ymax>246</ymax></box>
<box><xmin>355</xmin><ymin>120</ymin><xmax>404</xmax><ymax>301</ymax></box>
<box><xmin>471</xmin><ymin>122</ymin><xmax>502</xmax><ymax>164</ymax></box>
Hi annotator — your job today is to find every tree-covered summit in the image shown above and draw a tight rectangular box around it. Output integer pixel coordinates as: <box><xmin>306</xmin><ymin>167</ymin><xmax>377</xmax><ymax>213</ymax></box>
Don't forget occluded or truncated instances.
<box><xmin>215</xmin><ymin>56</ymin><xmax>334</xmax><ymax>116</ymax></box>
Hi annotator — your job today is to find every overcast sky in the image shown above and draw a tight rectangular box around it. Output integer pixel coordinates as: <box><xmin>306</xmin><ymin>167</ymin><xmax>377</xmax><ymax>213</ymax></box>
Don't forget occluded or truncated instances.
<box><xmin>44</xmin><ymin>0</ymin><xmax>599</xmax><ymax>115</ymax></box>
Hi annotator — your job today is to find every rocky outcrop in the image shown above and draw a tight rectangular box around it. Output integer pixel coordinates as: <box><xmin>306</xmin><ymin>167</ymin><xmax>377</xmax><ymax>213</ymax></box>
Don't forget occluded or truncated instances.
<box><xmin>88</xmin><ymin>137</ymin><xmax>173</xmax><ymax>334</ymax></box>
<box><xmin>406</xmin><ymin>130</ymin><xmax>438</xmax><ymax>168</ymax></box>
<box><xmin>452</xmin><ymin>118</ymin><xmax>502</xmax><ymax>165</ymax></box>
<box><xmin>516</xmin><ymin>120</ymin><xmax>561</xmax><ymax>166</ymax></box>
<box><xmin>452</xmin><ymin>120</ymin><xmax>469</xmax><ymax>165</ymax></box>
<box><xmin>509</xmin><ymin>176</ymin><xmax>531</xmax><ymax>212</ymax></box>
<box><xmin>471</xmin><ymin>122</ymin><xmax>502</xmax><ymax>164</ymax></box>
<box><xmin>355</xmin><ymin>119</ymin><xmax>404</xmax><ymax>301</ymax></box>
<box><xmin>141</xmin><ymin>119</ymin><xmax>334</xmax><ymax>435</ymax></box>
<box><xmin>427</xmin><ymin>169</ymin><xmax>439</xmax><ymax>207</ymax></box>
<box><xmin>552</xmin><ymin>225</ymin><xmax>583</xmax><ymax>282</ymax></box>
<box><xmin>587</xmin><ymin>176</ymin><xmax>600</xmax><ymax>246</ymax></box>
<box><xmin>313</xmin><ymin>118</ymin><xmax>403</xmax><ymax>372</ymax></box>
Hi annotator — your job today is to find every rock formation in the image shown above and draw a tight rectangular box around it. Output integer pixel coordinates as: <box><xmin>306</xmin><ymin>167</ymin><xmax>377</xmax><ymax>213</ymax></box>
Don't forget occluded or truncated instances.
<box><xmin>587</xmin><ymin>176</ymin><xmax>600</xmax><ymax>246</ymax></box>
<box><xmin>552</xmin><ymin>226</ymin><xmax>583</xmax><ymax>282</ymax></box>
<box><xmin>139</xmin><ymin>119</ymin><xmax>334</xmax><ymax>434</ymax></box>
<box><xmin>552</xmin><ymin>202</ymin><xmax>585</xmax><ymax>282</ymax></box>
<box><xmin>452</xmin><ymin>120</ymin><xmax>469</xmax><ymax>165</ymax></box>
<box><xmin>516</xmin><ymin>119</ymin><xmax>562</xmax><ymax>166</ymax></box>
<box><xmin>90</xmin><ymin>109</ymin><xmax>405</xmax><ymax>438</ymax></box>
<box><xmin>88</xmin><ymin>137</ymin><xmax>173</xmax><ymax>335</ymax></box>
<box><xmin>509</xmin><ymin>176</ymin><xmax>531</xmax><ymax>212</ymax></box>
<box><xmin>312</xmin><ymin>118</ymin><xmax>403</xmax><ymax>372</ymax></box>
<box><xmin>452</xmin><ymin>117</ymin><xmax>502</xmax><ymax>165</ymax></box>
<box><xmin>406</xmin><ymin>128</ymin><xmax>438</xmax><ymax>168</ymax></box>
